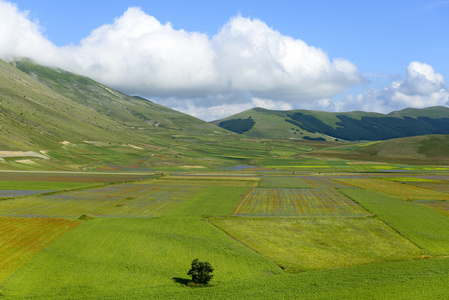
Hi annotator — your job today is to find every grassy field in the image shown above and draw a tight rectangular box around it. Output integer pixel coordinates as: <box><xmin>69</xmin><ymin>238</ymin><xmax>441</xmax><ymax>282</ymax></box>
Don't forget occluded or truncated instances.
<box><xmin>340</xmin><ymin>188</ymin><xmax>449</xmax><ymax>255</ymax></box>
<box><xmin>0</xmin><ymin>184</ymin><xmax>204</xmax><ymax>218</ymax></box>
<box><xmin>0</xmin><ymin>217</ymin><xmax>79</xmax><ymax>283</ymax></box>
<box><xmin>233</xmin><ymin>188</ymin><xmax>368</xmax><ymax>216</ymax></box>
<box><xmin>1</xmin><ymin>171</ymin><xmax>449</xmax><ymax>299</ymax></box>
<box><xmin>259</xmin><ymin>176</ymin><xmax>313</xmax><ymax>188</ymax></box>
<box><xmin>337</xmin><ymin>178</ymin><xmax>449</xmax><ymax>201</ymax></box>
<box><xmin>1</xmin><ymin>217</ymin><xmax>283</xmax><ymax>299</ymax></box>
<box><xmin>210</xmin><ymin>216</ymin><xmax>421</xmax><ymax>272</ymax></box>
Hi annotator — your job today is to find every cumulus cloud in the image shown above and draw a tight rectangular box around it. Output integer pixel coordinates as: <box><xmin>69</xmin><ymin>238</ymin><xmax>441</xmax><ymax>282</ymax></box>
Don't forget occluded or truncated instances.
<box><xmin>0</xmin><ymin>1</ymin><xmax>364</xmax><ymax>120</ymax></box>
<box><xmin>334</xmin><ymin>62</ymin><xmax>449</xmax><ymax>113</ymax></box>
<box><xmin>57</xmin><ymin>9</ymin><xmax>364</xmax><ymax>101</ymax></box>
<box><xmin>4</xmin><ymin>2</ymin><xmax>445</xmax><ymax>121</ymax></box>
<box><xmin>0</xmin><ymin>1</ymin><xmax>57</xmax><ymax>63</ymax></box>
<box><xmin>166</xmin><ymin>93</ymin><xmax>293</xmax><ymax>121</ymax></box>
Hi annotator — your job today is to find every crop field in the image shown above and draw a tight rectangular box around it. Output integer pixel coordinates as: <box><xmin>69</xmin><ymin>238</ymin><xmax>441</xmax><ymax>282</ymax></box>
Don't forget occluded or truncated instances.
<box><xmin>210</xmin><ymin>216</ymin><xmax>421</xmax><ymax>272</ymax></box>
<box><xmin>0</xmin><ymin>171</ymin><xmax>155</xmax><ymax>183</ymax></box>
<box><xmin>0</xmin><ymin>184</ymin><xmax>203</xmax><ymax>217</ymax></box>
<box><xmin>0</xmin><ymin>180</ymin><xmax>103</xmax><ymax>191</ymax></box>
<box><xmin>143</xmin><ymin>175</ymin><xmax>260</xmax><ymax>187</ymax></box>
<box><xmin>300</xmin><ymin>176</ymin><xmax>354</xmax><ymax>188</ymax></box>
<box><xmin>337</xmin><ymin>178</ymin><xmax>449</xmax><ymax>201</ymax></box>
<box><xmin>341</xmin><ymin>188</ymin><xmax>449</xmax><ymax>255</ymax></box>
<box><xmin>167</xmin><ymin>186</ymin><xmax>251</xmax><ymax>217</ymax></box>
<box><xmin>0</xmin><ymin>190</ymin><xmax>53</xmax><ymax>198</ymax></box>
<box><xmin>259</xmin><ymin>176</ymin><xmax>313</xmax><ymax>188</ymax></box>
<box><xmin>0</xmin><ymin>217</ymin><xmax>80</xmax><ymax>283</ymax></box>
<box><xmin>418</xmin><ymin>200</ymin><xmax>449</xmax><ymax>216</ymax></box>
<box><xmin>1</xmin><ymin>217</ymin><xmax>283</xmax><ymax>299</ymax></box>
<box><xmin>407</xmin><ymin>181</ymin><xmax>449</xmax><ymax>193</ymax></box>
<box><xmin>233</xmin><ymin>188</ymin><xmax>369</xmax><ymax>216</ymax></box>
<box><xmin>1</xmin><ymin>171</ymin><xmax>449</xmax><ymax>299</ymax></box>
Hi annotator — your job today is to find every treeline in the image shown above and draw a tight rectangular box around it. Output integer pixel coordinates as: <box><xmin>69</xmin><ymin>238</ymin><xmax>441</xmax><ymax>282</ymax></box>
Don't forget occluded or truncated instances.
<box><xmin>218</xmin><ymin>117</ymin><xmax>255</xmax><ymax>134</ymax></box>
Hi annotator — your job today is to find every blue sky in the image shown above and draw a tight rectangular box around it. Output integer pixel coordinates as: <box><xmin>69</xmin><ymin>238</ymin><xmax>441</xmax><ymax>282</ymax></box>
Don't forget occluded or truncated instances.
<box><xmin>1</xmin><ymin>0</ymin><xmax>448</xmax><ymax>120</ymax></box>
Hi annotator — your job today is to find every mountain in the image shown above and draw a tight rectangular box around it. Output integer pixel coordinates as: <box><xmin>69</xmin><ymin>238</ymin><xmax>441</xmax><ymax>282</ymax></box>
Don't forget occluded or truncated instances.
<box><xmin>0</xmin><ymin>58</ymin><xmax>233</xmax><ymax>171</ymax></box>
<box><xmin>3</xmin><ymin>58</ymin><xmax>449</xmax><ymax>171</ymax></box>
<box><xmin>212</xmin><ymin>107</ymin><xmax>449</xmax><ymax>141</ymax></box>
<box><xmin>12</xmin><ymin>59</ymin><xmax>225</xmax><ymax>134</ymax></box>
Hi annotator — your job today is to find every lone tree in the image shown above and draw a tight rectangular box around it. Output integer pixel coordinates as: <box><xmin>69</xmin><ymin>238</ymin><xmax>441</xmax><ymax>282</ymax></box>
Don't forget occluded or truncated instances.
<box><xmin>187</xmin><ymin>258</ymin><xmax>214</xmax><ymax>285</ymax></box>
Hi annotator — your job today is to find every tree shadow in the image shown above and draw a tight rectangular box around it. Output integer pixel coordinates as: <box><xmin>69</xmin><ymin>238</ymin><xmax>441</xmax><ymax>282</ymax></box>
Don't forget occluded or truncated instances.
<box><xmin>172</xmin><ymin>277</ymin><xmax>190</xmax><ymax>286</ymax></box>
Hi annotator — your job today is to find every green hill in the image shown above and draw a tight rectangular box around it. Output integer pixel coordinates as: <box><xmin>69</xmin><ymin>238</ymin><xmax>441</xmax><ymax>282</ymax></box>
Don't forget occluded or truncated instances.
<box><xmin>0</xmin><ymin>58</ymin><xmax>237</xmax><ymax>171</ymax></box>
<box><xmin>309</xmin><ymin>134</ymin><xmax>449</xmax><ymax>165</ymax></box>
<box><xmin>12</xmin><ymin>59</ymin><xmax>225</xmax><ymax>134</ymax></box>
<box><xmin>213</xmin><ymin>107</ymin><xmax>449</xmax><ymax>141</ymax></box>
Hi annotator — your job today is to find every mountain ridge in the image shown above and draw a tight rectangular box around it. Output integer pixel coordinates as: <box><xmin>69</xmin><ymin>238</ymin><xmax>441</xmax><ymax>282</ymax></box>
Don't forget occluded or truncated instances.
<box><xmin>213</xmin><ymin>106</ymin><xmax>449</xmax><ymax>141</ymax></box>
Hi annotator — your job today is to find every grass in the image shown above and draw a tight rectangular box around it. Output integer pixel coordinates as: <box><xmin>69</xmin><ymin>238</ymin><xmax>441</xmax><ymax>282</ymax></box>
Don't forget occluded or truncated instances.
<box><xmin>233</xmin><ymin>188</ymin><xmax>368</xmax><ymax>216</ymax></box>
<box><xmin>301</xmin><ymin>176</ymin><xmax>354</xmax><ymax>188</ymax></box>
<box><xmin>418</xmin><ymin>201</ymin><xmax>449</xmax><ymax>217</ymax></box>
<box><xmin>0</xmin><ymin>180</ymin><xmax>102</xmax><ymax>191</ymax></box>
<box><xmin>337</xmin><ymin>178</ymin><xmax>449</xmax><ymax>201</ymax></box>
<box><xmin>210</xmin><ymin>216</ymin><xmax>422</xmax><ymax>272</ymax></box>
<box><xmin>259</xmin><ymin>176</ymin><xmax>313</xmax><ymax>188</ymax></box>
<box><xmin>167</xmin><ymin>186</ymin><xmax>250</xmax><ymax>217</ymax></box>
<box><xmin>0</xmin><ymin>217</ymin><xmax>80</xmax><ymax>283</ymax></box>
<box><xmin>379</xmin><ymin>177</ymin><xmax>442</xmax><ymax>182</ymax></box>
<box><xmin>143</xmin><ymin>176</ymin><xmax>260</xmax><ymax>187</ymax></box>
<box><xmin>0</xmin><ymin>217</ymin><xmax>283</xmax><ymax>299</ymax></box>
<box><xmin>0</xmin><ymin>184</ymin><xmax>203</xmax><ymax>218</ymax></box>
<box><xmin>0</xmin><ymin>171</ymin><xmax>156</xmax><ymax>183</ymax></box>
<box><xmin>1</xmin><ymin>170</ymin><xmax>449</xmax><ymax>298</ymax></box>
<box><xmin>340</xmin><ymin>188</ymin><xmax>449</xmax><ymax>255</ymax></box>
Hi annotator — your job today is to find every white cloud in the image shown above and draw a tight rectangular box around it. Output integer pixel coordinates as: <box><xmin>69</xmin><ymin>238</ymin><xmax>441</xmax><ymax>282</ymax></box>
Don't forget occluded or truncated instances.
<box><xmin>0</xmin><ymin>2</ymin><xmax>364</xmax><ymax>118</ymax></box>
<box><xmin>0</xmin><ymin>1</ymin><xmax>57</xmax><ymax>63</ymax></box>
<box><xmin>211</xmin><ymin>16</ymin><xmax>363</xmax><ymax>100</ymax></box>
<box><xmin>4</xmin><ymin>2</ymin><xmax>444</xmax><ymax>121</ymax></box>
<box><xmin>170</xmin><ymin>96</ymin><xmax>292</xmax><ymax>121</ymax></box>
<box><xmin>334</xmin><ymin>62</ymin><xmax>449</xmax><ymax>113</ymax></box>
<box><xmin>59</xmin><ymin>8</ymin><xmax>218</xmax><ymax>96</ymax></box>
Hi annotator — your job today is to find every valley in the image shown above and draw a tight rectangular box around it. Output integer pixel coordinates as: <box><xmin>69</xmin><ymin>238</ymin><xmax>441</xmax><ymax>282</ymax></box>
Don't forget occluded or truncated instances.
<box><xmin>1</xmin><ymin>58</ymin><xmax>449</xmax><ymax>299</ymax></box>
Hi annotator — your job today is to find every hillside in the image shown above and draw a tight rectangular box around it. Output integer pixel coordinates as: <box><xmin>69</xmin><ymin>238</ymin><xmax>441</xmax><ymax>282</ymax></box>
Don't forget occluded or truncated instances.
<box><xmin>213</xmin><ymin>107</ymin><xmax>449</xmax><ymax>141</ymax></box>
<box><xmin>3</xmin><ymin>58</ymin><xmax>449</xmax><ymax>171</ymax></box>
<box><xmin>0</xmin><ymin>58</ymin><xmax>239</xmax><ymax>171</ymax></box>
<box><xmin>308</xmin><ymin>134</ymin><xmax>449</xmax><ymax>165</ymax></box>
<box><xmin>12</xmin><ymin>59</ymin><xmax>226</xmax><ymax>134</ymax></box>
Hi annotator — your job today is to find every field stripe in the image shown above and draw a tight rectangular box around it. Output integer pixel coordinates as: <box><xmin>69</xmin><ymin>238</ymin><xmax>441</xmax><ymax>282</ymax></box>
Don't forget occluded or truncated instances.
<box><xmin>340</xmin><ymin>188</ymin><xmax>449</xmax><ymax>255</ymax></box>
<box><xmin>0</xmin><ymin>217</ymin><xmax>80</xmax><ymax>283</ymax></box>
<box><xmin>233</xmin><ymin>188</ymin><xmax>369</xmax><ymax>216</ymax></box>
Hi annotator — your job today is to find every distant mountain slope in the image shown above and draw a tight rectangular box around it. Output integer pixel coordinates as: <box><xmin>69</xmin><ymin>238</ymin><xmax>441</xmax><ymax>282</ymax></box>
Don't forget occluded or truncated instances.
<box><xmin>13</xmin><ymin>59</ymin><xmax>225</xmax><ymax>134</ymax></box>
<box><xmin>0</xmin><ymin>58</ymin><xmax>134</xmax><ymax>151</ymax></box>
<box><xmin>213</xmin><ymin>107</ymin><xmax>449</xmax><ymax>141</ymax></box>
<box><xmin>309</xmin><ymin>134</ymin><xmax>449</xmax><ymax>165</ymax></box>
<box><xmin>0</xmin><ymin>58</ymin><xmax>235</xmax><ymax>171</ymax></box>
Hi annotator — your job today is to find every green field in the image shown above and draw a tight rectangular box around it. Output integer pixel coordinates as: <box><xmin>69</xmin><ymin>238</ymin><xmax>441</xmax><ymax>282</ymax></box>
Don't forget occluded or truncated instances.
<box><xmin>338</xmin><ymin>177</ymin><xmax>449</xmax><ymax>200</ymax></box>
<box><xmin>340</xmin><ymin>188</ymin><xmax>449</xmax><ymax>255</ymax></box>
<box><xmin>1</xmin><ymin>171</ymin><xmax>449</xmax><ymax>299</ymax></box>
<box><xmin>259</xmin><ymin>176</ymin><xmax>313</xmax><ymax>188</ymax></box>
<box><xmin>4</xmin><ymin>57</ymin><xmax>449</xmax><ymax>299</ymax></box>
<box><xmin>1</xmin><ymin>217</ymin><xmax>283</xmax><ymax>299</ymax></box>
<box><xmin>0</xmin><ymin>184</ymin><xmax>204</xmax><ymax>217</ymax></box>
<box><xmin>233</xmin><ymin>188</ymin><xmax>368</xmax><ymax>216</ymax></box>
<box><xmin>0</xmin><ymin>217</ymin><xmax>80</xmax><ymax>283</ymax></box>
<box><xmin>211</xmin><ymin>216</ymin><xmax>421</xmax><ymax>272</ymax></box>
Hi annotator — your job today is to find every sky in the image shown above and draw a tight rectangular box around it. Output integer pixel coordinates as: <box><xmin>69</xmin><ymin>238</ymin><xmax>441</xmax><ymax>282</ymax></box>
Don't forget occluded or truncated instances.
<box><xmin>0</xmin><ymin>0</ymin><xmax>448</xmax><ymax>121</ymax></box>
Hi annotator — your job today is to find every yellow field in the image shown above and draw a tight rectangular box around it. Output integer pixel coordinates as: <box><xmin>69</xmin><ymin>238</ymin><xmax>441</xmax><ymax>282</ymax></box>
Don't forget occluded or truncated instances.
<box><xmin>0</xmin><ymin>217</ymin><xmax>80</xmax><ymax>283</ymax></box>
<box><xmin>337</xmin><ymin>178</ymin><xmax>449</xmax><ymax>201</ymax></box>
